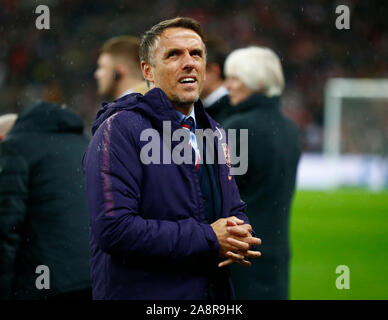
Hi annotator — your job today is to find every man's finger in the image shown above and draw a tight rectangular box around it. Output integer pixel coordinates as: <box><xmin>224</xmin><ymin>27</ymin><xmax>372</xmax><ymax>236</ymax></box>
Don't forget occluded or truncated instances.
<box><xmin>244</xmin><ymin>250</ymin><xmax>262</xmax><ymax>258</ymax></box>
<box><xmin>227</xmin><ymin>225</ymin><xmax>250</xmax><ymax>237</ymax></box>
<box><xmin>226</xmin><ymin>237</ymin><xmax>250</xmax><ymax>251</ymax></box>
<box><xmin>218</xmin><ymin>257</ymin><xmax>252</xmax><ymax>268</ymax></box>
<box><xmin>218</xmin><ymin>258</ymin><xmax>234</xmax><ymax>268</ymax></box>
<box><xmin>226</xmin><ymin>220</ymin><xmax>237</xmax><ymax>227</ymax></box>
<box><xmin>226</xmin><ymin>216</ymin><xmax>244</xmax><ymax>225</ymax></box>
<box><xmin>246</xmin><ymin>236</ymin><xmax>262</xmax><ymax>246</ymax></box>
<box><xmin>226</xmin><ymin>250</ymin><xmax>245</xmax><ymax>261</ymax></box>
<box><xmin>218</xmin><ymin>258</ymin><xmax>252</xmax><ymax>268</ymax></box>
<box><xmin>241</xmin><ymin>223</ymin><xmax>252</xmax><ymax>233</ymax></box>
<box><xmin>237</xmin><ymin>259</ymin><xmax>252</xmax><ymax>267</ymax></box>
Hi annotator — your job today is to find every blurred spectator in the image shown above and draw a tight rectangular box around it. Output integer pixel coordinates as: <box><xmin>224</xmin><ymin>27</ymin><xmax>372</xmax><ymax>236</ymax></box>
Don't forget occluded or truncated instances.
<box><xmin>200</xmin><ymin>36</ymin><xmax>231</xmax><ymax>123</ymax></box>
<box><xmin>0</xmin><ymin>101</ymin><xmax>91</xmax><ymax>299</ymax></box>
<box><xmin>95</xmin><ymin>35</ymin><xmax>146</xmax><ymax>100</ymax></box>
<box><xmin>0</xmin><ymin>113</ymin><xmax>17</xmax><ymax>141</ymax></box>
<box><xmin>223</xmin><ymin>46</ymin><xmax>301</xmax><ymax>299</ymax></box>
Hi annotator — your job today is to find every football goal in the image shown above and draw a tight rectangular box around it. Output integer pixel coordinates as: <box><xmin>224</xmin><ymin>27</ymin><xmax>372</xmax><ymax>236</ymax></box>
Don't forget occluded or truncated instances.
<box><xmin>323</xmin><ymin>78</ymin><xmax>388</xmax><ymax>156</ymax></box>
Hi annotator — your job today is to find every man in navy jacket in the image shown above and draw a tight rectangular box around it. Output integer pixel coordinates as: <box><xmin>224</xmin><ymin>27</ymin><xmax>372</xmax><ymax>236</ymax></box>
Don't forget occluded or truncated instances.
<box><xmin>83</xmin><ymin>17</ymin><xmax>261</xmax><ymax>300</ymax></box>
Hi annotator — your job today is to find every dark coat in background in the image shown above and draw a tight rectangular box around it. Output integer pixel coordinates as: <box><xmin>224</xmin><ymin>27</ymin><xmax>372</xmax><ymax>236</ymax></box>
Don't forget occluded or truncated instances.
<box><xmin>0</xmin><ymin>102</ymin><xmax>91</xmax><ymax>299</ymax></box>
<box><xmin>223</xmin><ymin>94</ymin><xmax>301</xmax><ymax>300</ymax></box>
<box><xmin>205</xmin><ymin>94</ymin><xmax>233</xmax><ymax>125</ymax></box>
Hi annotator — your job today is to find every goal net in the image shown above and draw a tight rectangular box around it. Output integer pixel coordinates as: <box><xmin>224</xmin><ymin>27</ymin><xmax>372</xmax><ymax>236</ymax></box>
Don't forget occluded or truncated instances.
<box><xmin>323</xmin><ymin>78</ymin><xmax>388</xmax><ymax>156</ymax></box>
<box><xmin>297</xmin><ymin>78</ymin><xmax>388</xmax><ymax>190</ymax></box>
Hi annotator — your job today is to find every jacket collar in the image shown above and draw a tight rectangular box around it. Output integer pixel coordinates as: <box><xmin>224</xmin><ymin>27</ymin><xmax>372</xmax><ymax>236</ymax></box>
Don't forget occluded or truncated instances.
<box><xmin>236</xmin><ymin>93</ymin><xmax>281</xmax><ymax>113</ymax></box>
<box><xmin>92</xmin><ymin>88</ymin><xmax>217</xmax><ymax>135</ymax></box>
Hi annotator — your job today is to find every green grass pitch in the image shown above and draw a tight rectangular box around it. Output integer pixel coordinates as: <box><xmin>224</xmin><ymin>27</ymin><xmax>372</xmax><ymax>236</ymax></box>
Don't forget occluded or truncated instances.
<box><xmin>289</xmin><ymin>189</ymin><xmax>388</xmax><ymax>300</ymax></box>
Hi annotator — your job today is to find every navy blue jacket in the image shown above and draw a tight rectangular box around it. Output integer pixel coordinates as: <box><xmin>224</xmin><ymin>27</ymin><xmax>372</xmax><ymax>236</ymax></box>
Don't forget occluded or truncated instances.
<box><xmin>83</xmin><ymin>88</ymin><xmax>249</xmax><ymax>300</ymax></box>
<box><xmin>0</xmin><ymin>102</ymin><xmax>91</xmax><ymax>299</ymax></box>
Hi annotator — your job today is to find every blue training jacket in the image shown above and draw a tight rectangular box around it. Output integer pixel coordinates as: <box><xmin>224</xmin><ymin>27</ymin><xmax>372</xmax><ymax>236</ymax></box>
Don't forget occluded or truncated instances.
<box><xmin>83</xmin><ymin>88</ymin><xmax>249</xmax><ymax>300</ymax></box>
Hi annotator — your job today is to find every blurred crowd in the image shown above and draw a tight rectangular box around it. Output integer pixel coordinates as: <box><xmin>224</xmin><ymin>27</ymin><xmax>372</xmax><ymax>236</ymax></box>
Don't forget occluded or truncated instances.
<box><xmin>0</xmin><ymin>0</ymin><xmax>387</xmax><ymax>151</ymax></box>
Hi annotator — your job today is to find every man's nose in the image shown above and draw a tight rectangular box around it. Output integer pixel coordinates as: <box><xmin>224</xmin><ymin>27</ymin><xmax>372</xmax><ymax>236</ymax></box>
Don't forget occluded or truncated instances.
<box><xmin>182</xmin><ymin>52</ymin><xmax>195</xmax><ymax>70</ymax></box>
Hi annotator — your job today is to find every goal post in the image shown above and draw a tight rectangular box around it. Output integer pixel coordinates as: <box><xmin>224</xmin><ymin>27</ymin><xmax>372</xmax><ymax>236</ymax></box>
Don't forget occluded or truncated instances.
<box><xmin>323</xmin><ymin>78</ymin><xmax>388</xmax><ymax>156</ymax></box>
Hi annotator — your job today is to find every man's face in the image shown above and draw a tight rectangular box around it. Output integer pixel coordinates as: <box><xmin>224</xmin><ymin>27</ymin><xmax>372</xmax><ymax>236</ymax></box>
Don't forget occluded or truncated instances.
<box><xmin>94</xmin><ymin>53</ymin><xmax>116</xmax><ymax>97</ymax></box>
<box><xmin>143</xmin><ymin>27</ymin><xmax>206</xmax><ymax>109</ymax></box>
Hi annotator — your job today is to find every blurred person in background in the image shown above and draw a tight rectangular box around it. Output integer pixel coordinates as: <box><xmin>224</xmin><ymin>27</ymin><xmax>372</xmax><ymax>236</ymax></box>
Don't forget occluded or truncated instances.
<box><xmin>0</xmin><ymin>114</ymin><xmax>18</xmax><ymax>142</ymax></box>
<box><xmin>0</xmin><ymin>102</ymin><xmax>91</xmax><ymax>299</ymax></box>
<box><xmin>95</xmin><ymin>35</ymin><xmax>147</xmax><ymax>100</ymax></box>
<box><xmin>200</xmin><ymin>37</ymin><xmax>231</xmax><ymax>124</ymax></box>
<box><xmin>223</xmin><ymin>46</ymin><xmax>301</xmax><ymax>300</ymax></box>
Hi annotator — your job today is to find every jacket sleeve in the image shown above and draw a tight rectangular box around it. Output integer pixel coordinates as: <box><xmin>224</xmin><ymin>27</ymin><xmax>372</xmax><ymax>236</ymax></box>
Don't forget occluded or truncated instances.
<box><xmin>0</xmin><ymin>147</ymin><xmax>29</xmax><ymax>299</ymax></box>
<box><xmin>84</xmin><ymin>112</ymin><xmax>219</xmax><ymax>259</ymax></box>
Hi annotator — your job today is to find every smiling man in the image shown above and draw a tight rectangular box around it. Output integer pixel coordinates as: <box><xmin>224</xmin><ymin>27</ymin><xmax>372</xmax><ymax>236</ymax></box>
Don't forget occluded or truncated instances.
<box><xmin>83</xmin><ymin>17</ymin><xmax>261</xmax><ymax>300</ymax></box>
<box><xmin>140</xmin><ymin>25</ymin><xmax>205</xmax><ymax>114</ymax></box>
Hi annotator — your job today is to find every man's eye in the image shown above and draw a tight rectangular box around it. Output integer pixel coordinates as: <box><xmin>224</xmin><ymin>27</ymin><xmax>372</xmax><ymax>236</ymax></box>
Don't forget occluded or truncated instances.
<box><xmin>191</xmin><ymin>51</ymin><xmax>202</xmax><ymax>57</ymax></box>
<box><xmin>168</xmin><ymin>51</ymin><xmax>177</xmax><ymax>58</ymax></box>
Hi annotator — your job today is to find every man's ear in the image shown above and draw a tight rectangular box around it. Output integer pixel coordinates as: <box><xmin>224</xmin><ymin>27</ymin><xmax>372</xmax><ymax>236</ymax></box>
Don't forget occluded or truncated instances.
<box><xmin>141</xmin><ymin>61</ymin><xmax>154</xmax><ymax>83</ymax></box>
<box><xmin>115</xmin><ymin>64</ymin><xmax>127</xmax><ymax>78</ymax></box>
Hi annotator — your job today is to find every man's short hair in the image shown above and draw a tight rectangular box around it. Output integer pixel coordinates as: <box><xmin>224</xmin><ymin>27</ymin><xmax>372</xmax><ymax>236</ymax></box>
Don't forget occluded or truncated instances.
<box><xmin>205</xmin><ymin>36</ymin><xmax>229</xmax><ymax>79</ymax></box>
<box><xmin>139</xmin><ymin>17</ymin><xmax>205</xmax><ymax>65</ymax></box>
<box><xmin>224</xmin><ymin>46</ymin><xmax>285</xmax><ymax>97</ymax></box>
<box><xmin>101</xmin><ymin>35</ymin><xmax>141</xmax><ymax>75</ymax></box>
